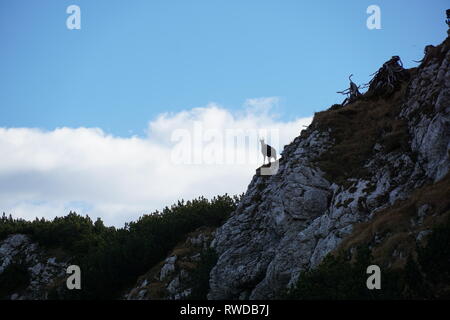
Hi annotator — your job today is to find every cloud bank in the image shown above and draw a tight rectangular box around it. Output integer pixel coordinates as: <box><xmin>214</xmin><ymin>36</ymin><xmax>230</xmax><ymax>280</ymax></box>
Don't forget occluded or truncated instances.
<box><xmin>0</xmin><ymin>98</ymin><xmax>312</xmax><ymax>226</ymax></box>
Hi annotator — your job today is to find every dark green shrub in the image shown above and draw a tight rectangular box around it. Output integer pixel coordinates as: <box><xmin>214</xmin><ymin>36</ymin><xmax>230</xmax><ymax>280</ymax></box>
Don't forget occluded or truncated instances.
<box><xmin>0</xmin><ymin>194</ymin><xmax>240</xmax><ymax>299</ymax></box>
<box><xmin>0</xmin><ymin>263</ymin><xmax>30</xmax><ymax>299</ymax></box>
<box><xmin>186</xmin><ymin>248</ymin><xmax>218</xmax><ymax>300</ymax></box>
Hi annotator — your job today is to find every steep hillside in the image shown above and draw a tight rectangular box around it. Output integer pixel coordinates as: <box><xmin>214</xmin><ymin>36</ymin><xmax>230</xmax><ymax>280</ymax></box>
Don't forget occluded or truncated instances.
<box><xmin>0</xmin><ymin>196</ymin><xmax>238</xmax><ymax>300</ymax></box>
<box><xmin>283</xmin><ymin>173</ymin><xmax>450</xmax><ymax>300</ymax></box>
<box><xmin>1</xmin><ymin>35</ymin><xmax>448</xmax><ymax>300</ymax></box>
<box><xmin>207</xmin><ymin>36</ymin><xmax>450</xmax><ymax>299</ymax></box>
<box><xmin>124</xmin><ymin>227</ymin><xmax>216</xmax><ymax>300</ymax></box>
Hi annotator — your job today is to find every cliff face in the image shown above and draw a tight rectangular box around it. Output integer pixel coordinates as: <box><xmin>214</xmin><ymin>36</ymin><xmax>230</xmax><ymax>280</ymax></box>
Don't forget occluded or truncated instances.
<box><xmin>207</xmin><ymin>38</ymin><xmax>450</xmax><ymax>299</ymax></box>
<box><xmin>0</xmin><ymin>234</ymin><xmax>68</xmax><ymax>300</ymax></box>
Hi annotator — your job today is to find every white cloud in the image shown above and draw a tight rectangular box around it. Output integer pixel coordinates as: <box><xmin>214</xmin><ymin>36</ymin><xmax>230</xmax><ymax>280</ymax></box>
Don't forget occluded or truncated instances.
<box><xmin>0</xmin><ymin>98</ymin><xmax>312</xmax><ymax>226</ymax></box>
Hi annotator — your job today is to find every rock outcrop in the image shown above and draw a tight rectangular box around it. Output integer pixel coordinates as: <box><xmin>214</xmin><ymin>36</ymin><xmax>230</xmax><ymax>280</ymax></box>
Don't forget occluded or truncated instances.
<box><xmin>0</xmin><ymin>234</ymin><xmax>68</xmax><ymax>300</ymax></box>
<box><xmin>124</xmin><ymin>227</ymin><xmax>216</xmax><ymax>300</ymax></box>
<box><xmin>207</xmin><ymin>37</ymin><xmax>450</xmax><ymax>300</ymax></box>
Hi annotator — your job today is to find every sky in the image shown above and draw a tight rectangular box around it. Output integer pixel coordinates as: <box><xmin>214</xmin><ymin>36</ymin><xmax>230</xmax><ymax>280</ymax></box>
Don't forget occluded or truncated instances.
<box><xmin>0</xmin><ymin>0</ymin><xmax>448</xmax><ymax>226</ymax></box>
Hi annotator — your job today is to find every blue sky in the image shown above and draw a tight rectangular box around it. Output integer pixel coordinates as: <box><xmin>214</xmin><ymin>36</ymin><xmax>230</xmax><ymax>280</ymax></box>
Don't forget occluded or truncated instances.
<box><xmin>1</xmin><ymin>0</ymin><xmax>448</xmax><ymax>136</ymax></box>
<box><xmin>0</xmin><ymin>0</ymin><xmax>448</xmax><ymax>225</ymax></box>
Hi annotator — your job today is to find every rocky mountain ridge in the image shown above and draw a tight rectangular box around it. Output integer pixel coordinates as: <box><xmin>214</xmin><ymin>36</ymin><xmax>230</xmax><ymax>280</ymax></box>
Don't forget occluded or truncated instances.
<box><xmin>207</xmin><ymin>36</ymin><xmax>450</xmax><ymax>299</ymax></box>
<box><xmin>1</xmin><ymin>35</ymin><xmax>449</xmax><ymax>300</ymax></box>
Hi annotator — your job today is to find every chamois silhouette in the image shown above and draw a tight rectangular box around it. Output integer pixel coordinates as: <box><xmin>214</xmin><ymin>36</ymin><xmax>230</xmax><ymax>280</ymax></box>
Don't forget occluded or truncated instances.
<box><xmin>260</xmin><ymin>139</ymin><xmax>277</xmax><ymax>165</ymax></box>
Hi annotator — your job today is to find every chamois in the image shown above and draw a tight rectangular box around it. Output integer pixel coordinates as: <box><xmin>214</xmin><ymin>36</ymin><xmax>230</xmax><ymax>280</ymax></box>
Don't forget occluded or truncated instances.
<box><xmin>260</xmin><ymin>139</ymin><xmax>277</xmax><ymax>165</ymax></box>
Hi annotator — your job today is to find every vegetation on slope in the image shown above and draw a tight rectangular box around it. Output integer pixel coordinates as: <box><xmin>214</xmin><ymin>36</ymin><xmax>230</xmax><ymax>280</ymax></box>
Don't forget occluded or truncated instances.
<box><xmin>310</xmin><ymin>74</ymin><xmax>413</xmax><ymax>186</ymax></box>
<box><xmin>339</xmin><ymin>173</ymin><xmax>450</xmax><ymax>267</ymax></box>
<box><xmin>285</xmin><ymin>218</ymin><xmax>450</xmax><ymax>300</ymax></box>
<box><xmin>125</xmin><ymin>226</ymin><xmax>217</xmax><ymax>300</ymax></box>
<box><xmin>285</xmin><ymin>174</ymin><xmax>450</xmax><ymax>300</ymax></box>
<box><xmin>0</xmin><ymin>194</ymin><xmax>240</xmax><ymax>299</ymax></box>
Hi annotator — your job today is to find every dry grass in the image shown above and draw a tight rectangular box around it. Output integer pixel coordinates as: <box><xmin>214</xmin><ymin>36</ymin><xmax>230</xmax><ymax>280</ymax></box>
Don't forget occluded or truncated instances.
<box><xmin>148</xmin><ymin>281</ymin><xmax>168</xmax><ymax>299</ymax></box>
<box><xmin>172</xmin><ymin>247</ymin><xmax>193</xmax><ymax>257</ymax></box>
<box><xmin>338</xmin><ymin>173</ymin><xmax>450</xmax><ymax>268</ymax></box>
<box><xmin>371</xmin><ymin>232</ymin><xmax>412</xmax><ymax>268</ymax></box>
<box><xmin>177</xmin><ymin>261</ymin><xmax>197</xmax><ymax>270</ymax></box>
<box><xmin>311</xmin><ymin>78</ymin><xmax>412</xmax><ymax>186</ymax></box>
